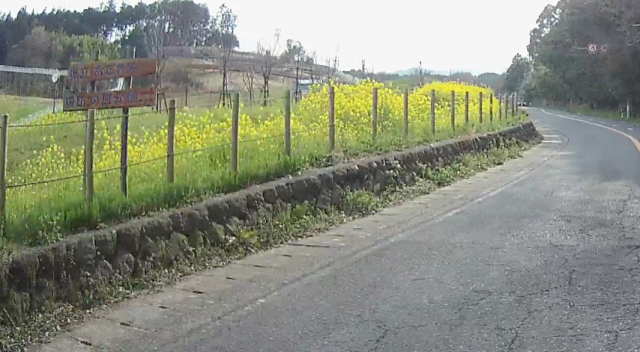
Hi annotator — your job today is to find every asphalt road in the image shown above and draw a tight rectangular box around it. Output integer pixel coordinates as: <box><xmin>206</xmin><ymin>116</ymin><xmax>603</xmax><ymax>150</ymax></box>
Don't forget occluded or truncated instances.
<box><xmin>34</xmin><ymin>108</ymin><xmax>640</xmax><ymax>352</ymax></box>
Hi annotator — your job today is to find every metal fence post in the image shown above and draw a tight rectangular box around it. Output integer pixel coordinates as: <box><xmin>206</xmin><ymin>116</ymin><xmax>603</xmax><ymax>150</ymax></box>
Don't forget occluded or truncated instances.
<box><xmin>167</xmin><ymin>99</ymin><xmax>176</xmax><ymax>183</ymax></box>
<box><xmin>372</xmin><ymin>88</ymin><xmax>378</xmax><ymax>141</ymax></box>
<box><xmin>328</xmin><ymin>86</ymin><xmax>336</xmax><ymax>152</ymax></box>
<box><xmin>284</xmin><ymin>90</ymin><xmax>292</xmax><ymax>156</ymax></box>
<box><xmin>499</xmin><ymin>95</ymin><xmax>503</xmax><ymax>120</ymax></box>
<box><xmin>0</xmin><ymin>115</ymin><xmax>8</xmax><ymax>236</ymax></box>
<box><xmin>231</xmin><ymin>92</ymin><xmax>240</xmax><ymax>174</ymax></box>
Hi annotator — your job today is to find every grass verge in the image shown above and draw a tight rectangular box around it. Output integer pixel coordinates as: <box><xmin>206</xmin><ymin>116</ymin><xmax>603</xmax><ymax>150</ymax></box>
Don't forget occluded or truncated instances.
<box><xmin>550</xmin><ymin>104</ymin><xmax>639</xmax><ymax>123</ymax></box>
<box><xmin>0</xmin><ymin>138</ymin><xmax>532</xmax><ymax>352</ymax></box>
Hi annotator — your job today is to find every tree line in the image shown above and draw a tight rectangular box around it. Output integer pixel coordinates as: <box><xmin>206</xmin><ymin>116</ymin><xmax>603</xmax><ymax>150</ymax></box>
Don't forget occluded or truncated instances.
<box><xmin>0</xmin><ymin>0</ymin><xmax>239</xmax><ymax>67</ymax></box>
<box><xmin>0</xmin><ymin>0</ymin><xmax>332</xmax><ymax>106</ymax></box>
<box><xmin>505</xmin><ymin>0</ymin><xmax>640</xmax><ymax>111</ymax></box>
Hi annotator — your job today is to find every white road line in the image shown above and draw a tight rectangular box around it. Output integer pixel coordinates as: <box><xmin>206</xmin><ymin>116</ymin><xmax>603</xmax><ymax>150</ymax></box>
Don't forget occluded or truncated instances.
<box><xmin>540</xmin><ymin>108</ymin><xmax>640</xmax><ymax>152</ymax></box>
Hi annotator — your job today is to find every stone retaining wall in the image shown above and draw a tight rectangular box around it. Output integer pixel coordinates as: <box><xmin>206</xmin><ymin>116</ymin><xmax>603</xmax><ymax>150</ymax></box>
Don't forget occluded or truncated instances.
<box><xmin>0</xmin><ymin>122</ymin><xmax>541</xmax><ymax>322</ymax></box>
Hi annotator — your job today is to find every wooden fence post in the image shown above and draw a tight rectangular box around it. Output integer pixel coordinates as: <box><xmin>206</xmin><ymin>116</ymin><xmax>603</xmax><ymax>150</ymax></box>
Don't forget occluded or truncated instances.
<box><xmin>479</xmin><ymin>92</ymin><xmax>484</xmax><ymax>124</ymax></box>
<box><xmin>499</xmin><ymin>95</ymin><xmax>503</xmax><ymax>120</ymax></box>
<box><xmin>121</xmin><ymin>107</ymin><xmax>129</xmax><ymax>197</ymax></box>
<box><xmin>451</xmin><ymin>90</ymin><xmax>456</xmax><ymax>131</ymax></box>
<box><xmin>372</xmin><ymin>88</ymin><xmax>378</xmax><ymax>141</ymax></box>
<box><xmin>52</xmin><ymin>85</ymin><xmax>56</xmax><ymax>114</ymax></box>
<box><xmin>231</xmin><ymin>92</ymin><xmax>240</xmax><ymax>174</ymax></box>
<box><xmin>120</xmin><ymin>58</ymin><xmax>135</xmax><ymax>197</ymax></box>
<box><xmin>431</xmin><ymin>89</ymin><xmax>436</xmax><ymax>136</ymax></box>
<box><xmin>465</xmin><ymin>91</ymin><xmax>470</xmax><ymax>125</ymax></box>
<box><xmin>504</xmin><ymin>94</ymin><xmax>509</xmax><ymax>119</ymax></box>
<box><xmin>403</xmin><ymin>89</ymin><xmax>409</xmax><ymax>139</ymax></box>
<box><xmin>284</xmin><ymin>90</ymin><xmax>292</xmax><ymax>156</ymax></box>
<box><xmin>84</xmin><ymin>106</ymin><xmax>95</xmax><ymax>214</ymax></box>
<box><xmin>185</xmin><ymin>85</ymin><xmax>189</xmax><ymax>107</ymax></box>
<box><xmin>490</xmin><ymin>94</ymin><xmax>494</xmax><ymax>124</ymax></box>
<box><xmin>328</xmin><ymin>86</ymin><xmax>336</xmax><ymax>152</ymax></box>
<box><xmin>512</xmin><ymin>94</ymin><xmax>516</xmax><ymax>117</ymax></box>
<box><xmin>167</xmin><ymin>99</ymin><xmax>176</xmax><ymax>183</ymax></box>
<box><xmin>84</xmin><ymin>50</ymin><xmax>98</xmax><ymax>204</ymax></box>
<box><xmin>0</xmin><ymin>115</ymin><xmax>8</xmax><ymax>236</ymax></box>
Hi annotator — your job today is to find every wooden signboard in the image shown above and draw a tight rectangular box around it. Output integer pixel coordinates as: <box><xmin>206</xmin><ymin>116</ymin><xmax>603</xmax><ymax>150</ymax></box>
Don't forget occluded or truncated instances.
<box><xmin>63</xmin><ymin>88</ymin><xmax>157</xmax><ymax>111</ymax></box>
<box><xmin>69</xmin><ymin>58</ymin><xmax>157</xmax><ymax>82</ymax></box>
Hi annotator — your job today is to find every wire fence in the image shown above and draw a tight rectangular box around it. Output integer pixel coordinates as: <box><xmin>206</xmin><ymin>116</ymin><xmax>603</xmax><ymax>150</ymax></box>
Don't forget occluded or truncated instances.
<box><xmin>0</xmin><ymin>87</ymin><xmax>521</xmax><ymax>237</ymax></box>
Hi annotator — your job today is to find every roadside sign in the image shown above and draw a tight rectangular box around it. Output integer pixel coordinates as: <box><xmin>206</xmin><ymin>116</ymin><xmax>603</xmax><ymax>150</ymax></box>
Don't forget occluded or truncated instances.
<box><xmin>63</xmin><ymin>88</ymin><xmax>157</xmax><ymax>111</ymax></box>
<box><xmin>68</xmin><ymin>59</ymin><xmax>157</xmax><ymax>82</ymax></box>
<box><xmin>587</xmin><ymin>43</ymin><xmax>609</xmax><ymax>55</ymax></box>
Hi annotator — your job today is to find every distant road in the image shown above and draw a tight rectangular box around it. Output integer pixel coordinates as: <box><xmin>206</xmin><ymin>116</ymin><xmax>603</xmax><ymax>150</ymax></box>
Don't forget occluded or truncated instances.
<box><xmin>33</xmin><ymin>108</ymin><xmax>640</xmax><ymax>352</ymax></box>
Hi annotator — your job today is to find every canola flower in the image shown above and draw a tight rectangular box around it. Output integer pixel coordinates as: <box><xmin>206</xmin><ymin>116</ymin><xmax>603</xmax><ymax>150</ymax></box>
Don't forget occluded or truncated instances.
<box><xmin>4</xmin><ymin>80</ymin><xmax>519</xmax><ymax>245</ymax></box>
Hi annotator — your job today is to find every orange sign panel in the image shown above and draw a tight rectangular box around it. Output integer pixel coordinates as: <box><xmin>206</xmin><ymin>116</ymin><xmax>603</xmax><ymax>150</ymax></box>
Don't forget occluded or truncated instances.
<box><xmin>69</xmin><ymin>59</ymin><xmax>157</xmax><ymax>82</ymax></box>
<box><xmin>63</xmin><ymin>88</ymin><xmax>157</xmax><ymax>111</ymax></box>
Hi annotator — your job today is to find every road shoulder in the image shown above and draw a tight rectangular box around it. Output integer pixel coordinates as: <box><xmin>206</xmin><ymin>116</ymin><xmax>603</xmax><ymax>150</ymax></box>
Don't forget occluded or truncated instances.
<box><xmin>30</xmin><ymin>127</ymin><xmax>563</xmax><ymax>352</ymax></box>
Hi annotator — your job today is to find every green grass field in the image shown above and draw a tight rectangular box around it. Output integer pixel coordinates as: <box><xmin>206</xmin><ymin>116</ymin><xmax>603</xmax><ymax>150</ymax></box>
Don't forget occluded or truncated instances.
<box><xmin>0</xmin><ymin>95</ymin><xmax>53</xmax><ymax>122</ymax></box>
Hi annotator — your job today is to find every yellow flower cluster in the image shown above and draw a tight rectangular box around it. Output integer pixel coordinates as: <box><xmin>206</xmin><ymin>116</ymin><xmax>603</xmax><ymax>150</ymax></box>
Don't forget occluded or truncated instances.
<box><xmin>5</xmin><ymin>80</ymin><xmax>510</xmax><ymax>239</ymax></box>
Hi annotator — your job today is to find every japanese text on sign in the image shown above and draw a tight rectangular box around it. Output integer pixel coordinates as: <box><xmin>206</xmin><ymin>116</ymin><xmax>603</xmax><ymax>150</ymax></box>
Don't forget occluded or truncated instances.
<box><xmin>69</xmin><ymin>59</ymin><xmax>157</xmax><ymax>82</ymax></box>
<box><xmin>63</xmin><ymin>88</ymin><xmax>157</xmax><ymax>111</ymax></box>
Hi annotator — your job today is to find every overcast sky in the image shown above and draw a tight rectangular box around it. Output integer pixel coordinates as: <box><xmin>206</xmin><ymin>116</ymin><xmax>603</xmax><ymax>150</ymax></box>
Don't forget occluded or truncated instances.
<box><xmin>3</xmin><ymin>0</ymin><xmax>554</xmax><ymax>74</ymax></box>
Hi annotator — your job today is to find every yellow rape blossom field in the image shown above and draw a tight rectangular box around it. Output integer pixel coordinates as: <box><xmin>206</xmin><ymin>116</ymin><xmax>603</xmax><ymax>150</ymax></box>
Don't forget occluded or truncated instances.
<box><xmin>2</xmin><ymin>80</ymin><xmax>524</xmax><ymax>249</ymax></box>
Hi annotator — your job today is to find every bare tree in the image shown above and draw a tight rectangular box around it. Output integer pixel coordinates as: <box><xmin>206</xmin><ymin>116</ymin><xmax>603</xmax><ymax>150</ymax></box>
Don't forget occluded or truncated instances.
<box><xmin>257</xmin><ymin>43</ymin><xmax>273</xmax><ymax>107</ymax></box>
<box><xmin>242</xmin><ymin>64</ymin><xmax>256</xmax><ymax>103</ymax></box>
<box><xmin>282</xmin><ymin>40</ymin><xmax>306</xmax><ymax>102</ymax></box>
<box><xmin>210</xmin><ymin>4</ymin><xmax>238</xmax><ymax>107</ymax></box>
<box><xmin>309</xmin><ymin>51</ymin><xmax>318</xmax><ymax>84</ymax></box>
<box><xmin>257</xmin><ymin>30</ymin><xmax>280</xmax><ymax>106</ymax></box>
<box><xmin>143</xmin><ymin>8</ymin><xmax>169</xmax><ymax>111</ymax></box>
<box><xmin>326</xmin><ymin>58</ymin><xmax>333</xmax><ymax>81</ymax></box>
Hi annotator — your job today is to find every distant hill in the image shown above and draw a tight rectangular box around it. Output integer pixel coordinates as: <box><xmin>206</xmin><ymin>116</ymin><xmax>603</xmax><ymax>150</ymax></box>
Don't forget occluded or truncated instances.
<box><xmin>394</xmin><ymin>68</ymin><xmax>457</xmax><ymax>77</ymax></box>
